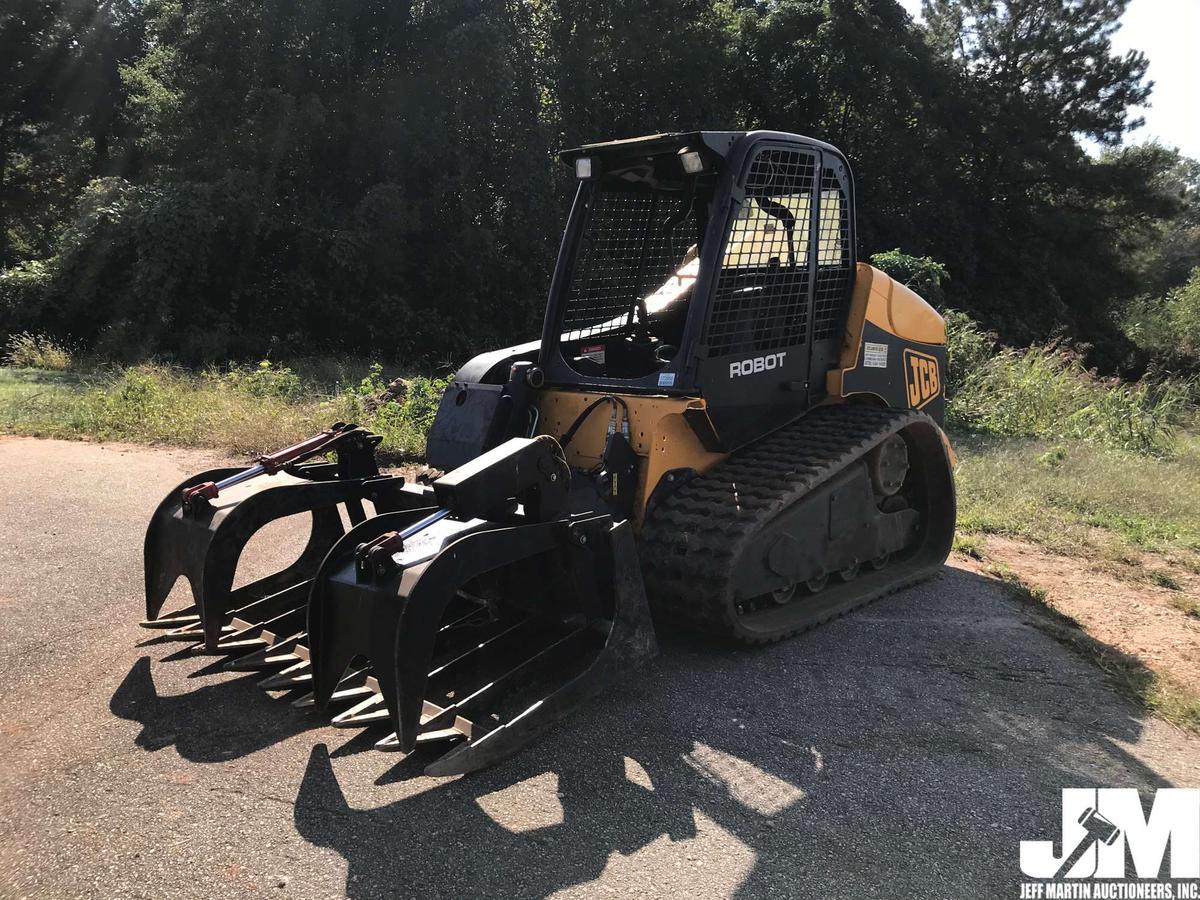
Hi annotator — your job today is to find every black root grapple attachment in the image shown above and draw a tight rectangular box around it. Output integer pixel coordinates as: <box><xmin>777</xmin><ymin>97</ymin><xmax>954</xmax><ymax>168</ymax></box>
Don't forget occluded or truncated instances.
<box><xmin>140</xmin><ymin>432</ymin><xmax>658</xmax><ymax>775</ymax></box>
<box><xmin>141</xmin><ymin>423</ymin><xmax>415</xmax><ymax>652</ymax></box>
<box><xmin>306</xmin><ymin>435</ymin><xmax>658</xmax><ymax>775</ymax></box>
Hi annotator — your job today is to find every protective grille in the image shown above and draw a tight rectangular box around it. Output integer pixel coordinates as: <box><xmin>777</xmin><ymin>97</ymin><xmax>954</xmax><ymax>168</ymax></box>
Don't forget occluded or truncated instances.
<box><xmin>813</xmin><ymin>165</ymin><xmax>852</xmax><ymax>340</ymax></box>
<box><xmin>562</xmin><ymin>190</ymin><xmax>698</xmax><ymax>342</ymax></box>
<box><xmin>706</xmin><ymin>148</ymin><xmax>816</xmax><ymax>357</ymax></box>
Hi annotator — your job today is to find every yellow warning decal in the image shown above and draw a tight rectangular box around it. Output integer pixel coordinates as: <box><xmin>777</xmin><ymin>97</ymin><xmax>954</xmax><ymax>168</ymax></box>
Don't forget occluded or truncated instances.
<box><xmin>903</xmin><ymin>348</ymin><xmax>941</xmax><ymax>410</ymax></box>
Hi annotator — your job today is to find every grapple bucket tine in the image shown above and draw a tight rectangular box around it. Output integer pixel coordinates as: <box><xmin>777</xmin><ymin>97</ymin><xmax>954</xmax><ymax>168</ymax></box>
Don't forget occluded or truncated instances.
<box><xmin>139</xmin><ymin>605</ymin><xmax>200</xmax><ymax>629</ymax></box>
<box><xmin>374</xmin><ymin>733</ymin><xmax>403</xmax><ymax>752</ymax></box>
<box><xmin>331</xmin><ymin>693</ymin><xmax>389</xmax><ymax>728</ymax></box>
<box><xmin>292</xmin><ymin>667</ymin><xmax>375</xmax><ymax>710</ymax></box>
<box><xmin>224</xmin><ymin>633</ymin><xmax>306</xmax><ymax>672</ymax></box>
<box><xmin>188</xmin><ymin>636</ymin><xmax>268</xmax><ymax>656</ymax></box>
<box><xmin>423</xmin><ymin>520</ymin><xmax>656</xmax><ymax>777</ymax></box>
<box><xmin>136</xmin><ymin>620</ymin><xmax>234</xmax><ymax>646</ymax></box>
<box><xmin>256</xmin><ymin>659</ymin><xmax>311</xmax><ymax>690</ymax></box>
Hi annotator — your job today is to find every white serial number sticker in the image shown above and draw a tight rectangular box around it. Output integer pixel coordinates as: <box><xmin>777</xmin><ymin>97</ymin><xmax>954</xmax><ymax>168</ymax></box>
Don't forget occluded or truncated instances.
<box><xmin>863</xmin><ymin>342</ymin><xmax>888</xmax><ymax>368</ymax></box>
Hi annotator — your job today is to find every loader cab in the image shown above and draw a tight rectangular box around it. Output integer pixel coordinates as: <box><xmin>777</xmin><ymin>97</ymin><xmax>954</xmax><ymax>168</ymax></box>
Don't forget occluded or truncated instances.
<box><xmin>540</xmin><ymin>130</ymin><xmax>857</xmax><ymax>450</ymax></box>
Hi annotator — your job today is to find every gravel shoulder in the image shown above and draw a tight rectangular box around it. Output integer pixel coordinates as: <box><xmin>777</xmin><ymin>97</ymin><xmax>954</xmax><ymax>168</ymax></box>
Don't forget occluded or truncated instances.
<box><xmin>1</xmin><ymin>435</ymin><xmax>1198</xmax><ymax>900</ymax></box>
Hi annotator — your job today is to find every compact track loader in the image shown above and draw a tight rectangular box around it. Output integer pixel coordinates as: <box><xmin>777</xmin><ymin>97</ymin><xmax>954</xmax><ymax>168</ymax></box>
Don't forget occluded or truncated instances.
<box><xmin>140</xmin><ymin>130</ymin><xmax>956</xmax><ymax>775</ymax></box>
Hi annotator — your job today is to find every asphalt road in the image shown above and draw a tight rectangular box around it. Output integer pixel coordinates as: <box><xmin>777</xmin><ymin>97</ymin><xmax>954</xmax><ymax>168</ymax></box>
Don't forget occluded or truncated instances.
<box><xmin>1</xmin><ymin>435</ymin><xmax>1197</xmax><ymax>900</ymax></box>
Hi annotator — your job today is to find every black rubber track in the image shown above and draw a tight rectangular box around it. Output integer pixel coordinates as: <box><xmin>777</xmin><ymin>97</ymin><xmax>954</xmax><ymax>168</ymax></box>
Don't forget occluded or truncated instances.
<box><xmin>640</xmin><ymin>404</ymin><xmax>956</xmax><ymax>644</ymax></box>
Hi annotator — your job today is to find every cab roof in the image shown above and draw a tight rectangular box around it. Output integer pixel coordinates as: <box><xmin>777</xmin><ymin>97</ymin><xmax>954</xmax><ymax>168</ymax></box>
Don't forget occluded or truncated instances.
<box><xmin>557</xmin><ymin>130</ymin><xmax>848</xmax><ymax>167</ymax></box>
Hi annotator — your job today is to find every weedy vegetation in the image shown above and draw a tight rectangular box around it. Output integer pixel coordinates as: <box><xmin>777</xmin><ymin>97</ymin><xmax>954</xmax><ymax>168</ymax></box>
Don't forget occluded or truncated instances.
<box><xmin>943</xmin><ymin>314</ymin><xmax>1194</xmax><ymax>457</ymax></box>
<box><xmin>3</xmin><ymin>332</ymin><xmax>73</xmax><ymax>371</ymax></box>
<box><xmin>0</xmin><ymin>349</ymin><xmax>448</xmax><ymax>461</ymax></box>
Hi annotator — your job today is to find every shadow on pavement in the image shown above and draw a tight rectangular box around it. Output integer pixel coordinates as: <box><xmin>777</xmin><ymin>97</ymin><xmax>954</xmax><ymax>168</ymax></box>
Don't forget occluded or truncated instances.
<box><xmin>109</xmin><ymin>656</ymin><xmax>319</xmax><ymax>760</ymax></box>
<box><xmin>111</xmin><ymin>567</ymin><xmax>1180</xmax><ymax>897</ymax></box>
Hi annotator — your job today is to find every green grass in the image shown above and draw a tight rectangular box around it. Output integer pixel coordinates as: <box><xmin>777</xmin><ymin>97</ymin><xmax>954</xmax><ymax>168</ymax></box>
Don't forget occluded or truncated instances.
<box><xmin>953</xmin><ymin>430</ymin><xmax>1200</xmax><ymax>567</ymax></box>
<box><xmin>1149</xmin><ymin>570</ymin><xmax>1183</xmax><ymax>590</ymax></box>
<box><xmin>985</xmin><ymin>560</ymin><xmax>1049</xmax><ymax>602</ymax></box>
<box><xmin>952</xmin><ymin>533</ymin><xmax>984</xmax><ymax>560</ymax></box>
<box><xmin>0</xmin><ymin>361</ymin><xmax>448</xmax><ymax>461</ymax></box>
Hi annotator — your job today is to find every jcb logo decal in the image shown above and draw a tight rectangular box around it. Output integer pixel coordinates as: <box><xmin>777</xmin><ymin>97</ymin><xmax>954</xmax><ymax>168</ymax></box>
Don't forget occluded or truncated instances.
<box><xmin>904</xmin><ymin>349</ymin><xmax>941</xmax><ymax>409</ymax></box>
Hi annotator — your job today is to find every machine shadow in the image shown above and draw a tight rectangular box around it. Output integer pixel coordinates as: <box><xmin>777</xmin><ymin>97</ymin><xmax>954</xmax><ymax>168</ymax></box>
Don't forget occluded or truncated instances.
<box><xmin>109</xmin><ymin>655</ymin><xmax>320</xmax><ymax>761</ymax></box>
<box><xmin>288</xmin><ymin>566</ymin><xmax>1179</xmax><ymax>900</ymax></box>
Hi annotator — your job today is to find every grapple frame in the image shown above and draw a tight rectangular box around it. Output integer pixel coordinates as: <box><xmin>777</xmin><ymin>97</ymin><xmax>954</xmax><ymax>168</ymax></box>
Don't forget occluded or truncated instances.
<box><xmin>308</xmin><ymin>508</ymin><xmax>656</xmax><ymax>775</ymax></box>
<box><xmin>142</xmin><ymin>424</ymin><xmax>413</xmax><ymax>651</ymax></box>
<box><xmin>139</xmin><ymin>431</ymin><xmax>658</xmax><ymax>775</ymax></box>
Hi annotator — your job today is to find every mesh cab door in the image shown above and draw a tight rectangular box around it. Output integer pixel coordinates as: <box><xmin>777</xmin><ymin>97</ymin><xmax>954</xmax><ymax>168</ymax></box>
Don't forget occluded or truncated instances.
<box><xmin>693</xmin><ymin>143</ymin><xmax>820</xmax><ymax>447</ymax></box>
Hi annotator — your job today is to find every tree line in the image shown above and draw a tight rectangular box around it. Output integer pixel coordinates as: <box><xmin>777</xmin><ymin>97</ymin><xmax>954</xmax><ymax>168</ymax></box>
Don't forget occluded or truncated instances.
<box><xmin>2</xmin><ymin>0</ymin><xmax>1197</xmax><ymax>370</ymax></box>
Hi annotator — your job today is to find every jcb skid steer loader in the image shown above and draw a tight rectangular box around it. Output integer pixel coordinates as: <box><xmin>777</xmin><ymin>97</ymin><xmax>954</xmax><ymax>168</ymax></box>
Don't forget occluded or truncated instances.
<box><xmin>140</xmin><ymin>130</ymin><xmax>956</xmax><ymax>775</ymax></box>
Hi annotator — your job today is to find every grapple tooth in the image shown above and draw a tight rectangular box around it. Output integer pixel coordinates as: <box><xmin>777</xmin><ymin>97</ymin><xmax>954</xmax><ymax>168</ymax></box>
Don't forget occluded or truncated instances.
<box><xmin>257</xmin><ymin>660</ymin><xmax>311</xmax><ymax>690</ymax></box>
<box><xmin>331</xmin><ymin>693</ymin><xmax>389</xmax><ymax>728</ymax></box>
<box><xmin>137</xmin><ymin>621</ymin><xmax>233</xmax><ymax>646</ymax></box>
<box><xmin>189</xmin><ymin>636</ymin><xmax>269</xmax><ymax>656</ymax></box>
<box><xmin>416</xmin><ymin>727</ymin><xmax>468</xmax><ymax>745</ymax></box>
<box><xmin>139</xmin><ymin>606</ymin><xmax>200</xmax><ymax>629</ymax></box>
<box><xmin>293</xmin><ymin>667</ymin><xmax>373</xmax><ymax>708</ymax></box>
<box><xmin>224</xmin><ymin>634</ymin><xmax>306</xmax><ymax>672</ymax></box>
<box><xmin>324</xmin><ymin>684</ymin><xmax>375</xmax><ymax>705</ymax></box>
<box><xmin>374</xmin><ymin>732</ymin><xmax>402</xmax><ymax>752</ymax></box>
<box><xmin>374</xmin><ymin>709</ymin><xmax>475</xmax><ymax>755</ymax></box>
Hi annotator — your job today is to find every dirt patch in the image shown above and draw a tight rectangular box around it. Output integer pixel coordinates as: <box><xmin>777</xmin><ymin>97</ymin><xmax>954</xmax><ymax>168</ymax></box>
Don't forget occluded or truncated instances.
<box><xmin>956</xmin><ymin>536</ymin><xmax>1200</xmax><ymax>700</ymax></box>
